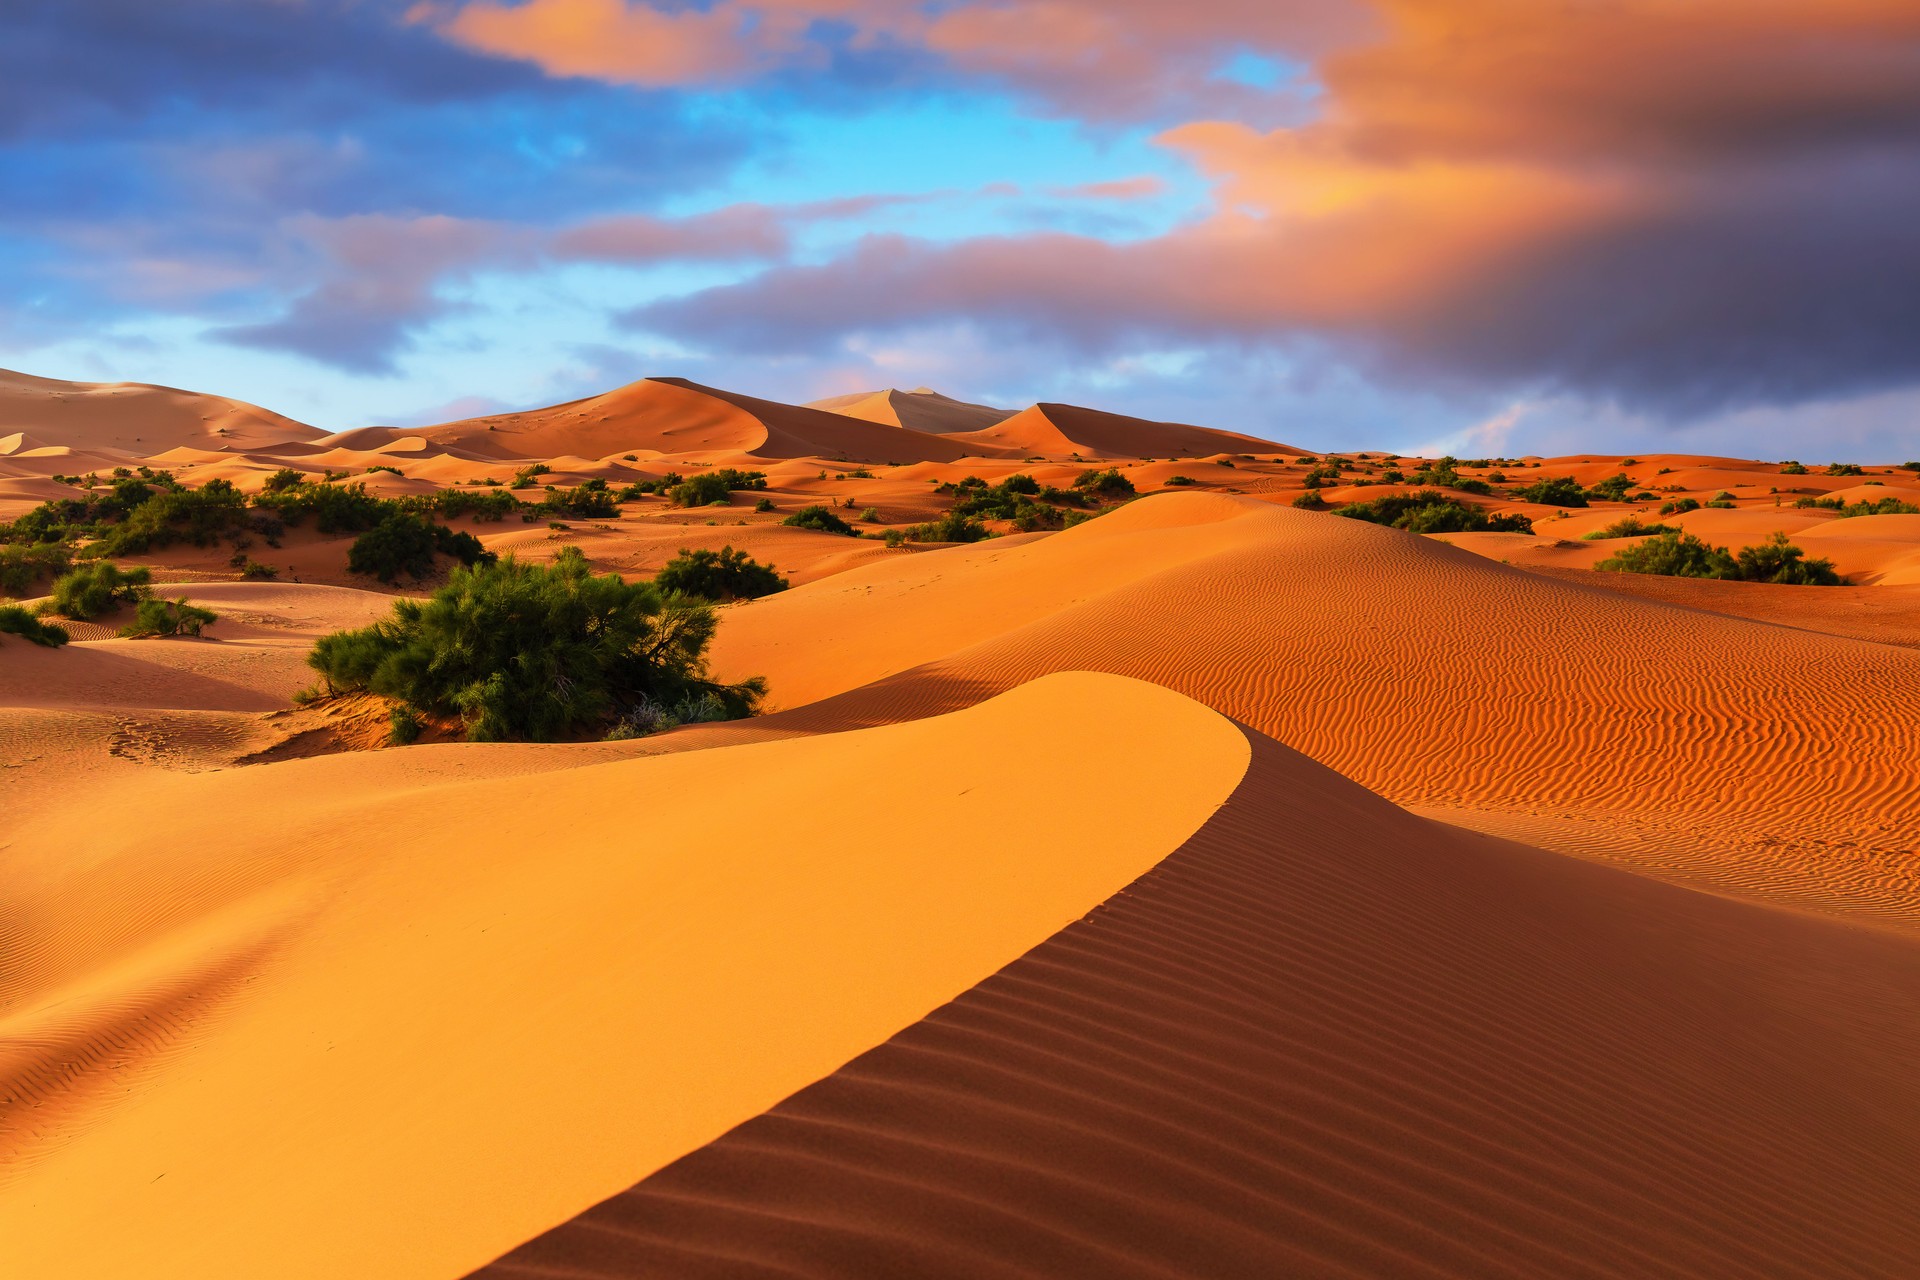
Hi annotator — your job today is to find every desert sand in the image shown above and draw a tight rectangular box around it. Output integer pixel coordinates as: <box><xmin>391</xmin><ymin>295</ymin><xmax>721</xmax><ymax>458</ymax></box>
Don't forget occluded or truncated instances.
<box><xmin>5</xmin><ymin>366</ymin><xmax>1920</xmax><ymax>1277</ymax></box>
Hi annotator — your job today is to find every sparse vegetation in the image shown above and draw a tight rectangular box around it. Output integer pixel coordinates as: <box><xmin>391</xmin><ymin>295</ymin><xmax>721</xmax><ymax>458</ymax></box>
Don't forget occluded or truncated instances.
<box><xmin>904</xmin><ymin>511</ymin><xmax>992</xmax><ymax>543</ymax></box>
<box><xmin>1332</xmin><ymin>490</ymin><xmax>1533</xmax><ymax>534</ymax></box>
<box><xmin>347</xmin><ymin>511</ymin><xmax>494</xmax><ymax>583</ymax></box>
<box><xmin>1659</xmin><ymin>497</ymin><xmax>1701</xmax><ymax>515</ymax></box>
<box><xmin>781</xmin><ymin>505</ymin><xmax>856</xmax><ymax>535</ymax></box>
<box><xmin>1073</xmin><ymin>468</ymin><xmax>1136</xmax><ymax>499</ymax></box>
<box><xmin>653</xmin><ymin>546</ymin><xmax>789</xmax><ymax>601</ymax></box>
<box><xmin>1581</xmin><ymin>517</ymin><xmax>1679</xmax><ymax>541</ymax></box>
<box><xmin>120</xmin><ymin>596</ymin><xmax>218</xmax><ymax>637</ymax></box>
<box><xmin>0</xmin><ymin>605</ymin><xmax>69</xmax><ymax>647</ymax></box>
<box><xmin>45</xmin><ymin>561</ymin><xmax>152</xmax><ymax>619</ymax></box>
<box><xmin>1510</xmin><ymin>476</ymin><xmax>1589</xmax><ymax>507</ymax></box>
<box><xmin>305</xmin><ymin>548</ymin><xmax>763</xmax><ymax>742</ymax></box>
<box><xmin>1827</xmin><ymin>463</ymin><xmax>1865</xmax><ymax>476</ymax></box>
<box><xmin>1596</xmin><ymin>530</ymin><xmax>1841</xmax><ymax>584</ymax></box>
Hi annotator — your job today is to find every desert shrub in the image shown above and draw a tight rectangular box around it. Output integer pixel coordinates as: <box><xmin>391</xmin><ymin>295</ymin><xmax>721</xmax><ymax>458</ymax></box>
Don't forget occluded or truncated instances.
<box><xmin>753</xmin><ymin>496</ymin><xmax>775</xmax><ymax>513</ymax></box>
<box><xmin>509</xmin><ymin>464</ymin><xmax>551</xmax><ymax>489</ymax></box>
<box><xmin>710</xmin><ymin>468</ymin><xmax>768</xmax><ymax>490</ymax></box>
<box><xmin>1380</xmin><ymin>468</ymin><xmax>1405</xmax><ymax>483</ymax></box>
<box><xmin>1333</xmin><ymin>490</ymin><xmax>1533</xmax><ymax>533</ymax></box>
<box><xmin>263</xmin><ymin>467</ymin><xmax>306</xmax><ymax>493</ymax></box>
<box><xmin>542</xmin><ymin>484</ymin><xmax>620</xmax><ymax>519</ymax></box>
<box><xmin>1511</xmin><ymin>476</ymin><xmax>1589</xmax><ymax>507</ymax></box>
<box><xmin>305</xmin><ymin>548</ymin><xmax>763</xmax><ymax>742</ymax></box>
<box><xmin>1902</xmin><ymin>462</ymin><xmax>1920</xmax><ymax>473</ymax></box>
<box><xmin>1595</xmin><ymin>531</ymin><xmax>1738</xmax><ymax>579</ymax></box>
<box><xmin>947</xmin><ymin>475</ymin><xmax>1069</xmax><ymax>529</ymax></box>
<box><xmin>654</xmin><ymin>545</ymin><xmax>789</xmax><ymax>601</ymax></box>
<box><xmin>781</xmin><ymin>505</ymin><xmax>856</xmax><ymax>535</ymax></box>
<box><xmin>860</xmin><ymin>506</ymin><xmax>879</xmax><ymax>522</ymax></box>
<box><xmin>240</xmin><ymin>560</ymin><xmax>278</xmax><ymax>580</ymax></box>
<box><xmin>1793</xmin><ymin>496</ymin><xmax>1844</xmax><ymax>511</ymax></box>
<box><xmin>1827</xmin><ymin>463</ymin><xmax>1865</xmax><ymax>476</ymax></box>
<box><xmin>1405</xmin><ymin>456</ymin><xmax>1493</xmax><ymax>495</ymax></box>
<box><xmin>1735</xmin><ymin>532</ymin><xmax>1842</xmax><ymax>585</ymax></box>
<box><xmin>1659</xmin><ymin>497</ymin><xmax>1701</xmax><ymax>515</ymax></box>
<box><xmin>0</xmin><ymin>542</ymin><xmax>73</xmax><ymax>597</ymax></box>
<box><xmin>0</xmin><ymin>605</ymin><xmax>69</xmax><ymax>647</ymax></box>
<box><xmin>366</xmin><ymin>464</ymin><xmax>402</xmax><ymax>477</ymax></box>
<box><xmin>46</xmin><ymin>561</ymin><xmax>152</xmax><ymax>619</ymax></box>
<box><xmin>1585</xmin><ymin>473</ymin><xmax>1635</xmax><ymax>502</ymax></box>
<box><xmin>1292</xmin><ymin>490</ymin><xmax>1328</xmax><ymax>510</ymax></box>
<box><xmin>254</xmin><ymin>480</ymin><xmax>389</xmax><ymax>533</ymax></box>
<box><xmin>428</xmin><ymin>488</ymin><xmax>521</xmax><ymax>521</ymax></box>
<box><xmin>1165</xmin><ymin>475</ymin><xmax>1194</xmax><ymax>487</ymax></box>
<box><xmin>1073</xmin><ymin>468</ymin><xmax>1136</xmax><ymax>499</ymax></box>
<box><xmin>883</xmin><ymin>528</ymin><xmax>905</xmax><ymax>548</ymax></box>
<box><xmin>905</xmin><ymin>511</ymin><xmax>992</xmax><ymax>543</ymax></box>
<box><xmin>120</xmin><ymin>596</ymin><xmax>217</xmax><ymax>638</ymax></box>
<box><xmin>1835</xmin><ymin>496</ymin><xmax>1920</xmax><ymax>518</ymax></box>
<box><xmin>1780</xmin><ymin>461</ymin><xmax>1808</xmax><ymax>475</ymax></box>
<box><xmin>670</xmin><ymin>472</ymin><xmax>733</xmax><ymax>506</ymax></box>
<box><xmin>389</xmin><ymin>704</ymin><xmax>424</xmax><ymax>745</ymax></box>
<box><xmin>93</xmin><ymin>480</ymin><xmax>249</xmax><ymax>555</ymax></box>
<box><xmin>1581</xmin><ymin>517</ymin><xmax>1679</xmax><ymax>541</ymax></box>
<box><xmin>348</xmin><ymin>511</ymin><xmax>494</xmax><ymax>583</ymax></box>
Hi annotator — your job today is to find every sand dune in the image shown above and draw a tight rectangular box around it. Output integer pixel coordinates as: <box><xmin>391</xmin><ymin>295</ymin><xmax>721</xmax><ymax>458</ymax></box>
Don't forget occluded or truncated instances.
<box><xmin>390</xmin><ymin>377</ymin><xmax>997</xmax><ymax>464</ymax></box>
<box><xmin>950</xmin><ymin>401</ymin><xmax>1293</xmax><ymax>459</ymax></box>
<box><xmin>0</xmin><ymin>674</ymin><xmax>1246</xmax><ymax>1280</ymax></box>
<box><xmin>478</xmin><ymin>724</ymin><xmax>1920</xmax><ymax>1280</ymax></box>
<box><xmin>705</xmin><ymin>492</ymin><xmax>1920</xmax><ymax>918</ymax></box>
<box><xmin>0</xmin><ymin>367</ymin><xmax>319</xmax><ymax>456</ymax></box>
<box><xmin>809</xmin><ymin>387</ymin><xmax>1016</xmax><ymax>434</ymax></box>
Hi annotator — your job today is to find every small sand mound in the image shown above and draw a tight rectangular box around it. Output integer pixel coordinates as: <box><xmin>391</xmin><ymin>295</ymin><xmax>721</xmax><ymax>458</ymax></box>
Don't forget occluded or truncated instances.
<box><xmin>950</xmin><ymin>401</ymin><xmax>1294</xmax><ymax>459</ymax></box>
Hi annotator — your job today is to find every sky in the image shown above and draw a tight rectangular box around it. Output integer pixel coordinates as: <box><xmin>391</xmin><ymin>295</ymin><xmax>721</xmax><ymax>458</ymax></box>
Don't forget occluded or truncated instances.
<box><xmin>3</xmin><ymin>0</ymin><xmax>1918</xmax><ymax>458</ymax></box>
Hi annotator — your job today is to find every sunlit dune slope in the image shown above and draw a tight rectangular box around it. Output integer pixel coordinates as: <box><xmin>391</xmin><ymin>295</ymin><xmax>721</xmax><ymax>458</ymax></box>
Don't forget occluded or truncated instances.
<box><xmin>478</xmin><ymin>723</ymin><xmax>1920</xmax><ymax>1280</ymax></box>
<box><xmin>708</xmin><ymin>492</ymin><xmax>1920</xmax><ymax>907</ymax></box>
<box><xmin>808</xmin><ymin>387</ymin><xmax>1016</xmax><ymax>434</ymax></box>
<box><xmin>0</xmin><ymin>674</ymin><xmax>1247</xmax><ymax>1280</ymax></box>
<box><xmin>950</xmin><ymin>401</ymin><xmax>1294</xmax><ymax>459</ymax></box>
<box><xmin>0</xmin><ymin>367</ymin><xmax>319</xmax><ymax>455</ymax></box>
<box><xmin>382</xmin><ymin>377</ymin><xmax>997</xmax><ymax>464</ymax></box>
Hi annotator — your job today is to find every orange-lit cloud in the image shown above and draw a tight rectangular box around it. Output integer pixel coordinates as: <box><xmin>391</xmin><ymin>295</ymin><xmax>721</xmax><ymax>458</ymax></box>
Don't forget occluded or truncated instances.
<box><xmin>622</xmin><ymin>0</ymin><xmax>1920</xmax><ymax>412</ymax></box>
<box><xmin>428</xmin><ymin>0</ymin><xmax>758</xmax><ymax>86</ymax></box>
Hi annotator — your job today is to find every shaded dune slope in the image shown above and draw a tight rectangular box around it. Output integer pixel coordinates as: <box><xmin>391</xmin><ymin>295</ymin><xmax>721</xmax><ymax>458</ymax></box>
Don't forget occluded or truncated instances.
<box><xmin>705</xmin><ymin>493</ymin><xmax>1920</xmax><ymax>918</ymax></box>
<box><xmin>477</xmin><ymin>727</ymin><xmax>1920</xmax><ymax>1279</ymax></box>
<box><xmin>951</xmin><ymin>402</ymin><xmax>1291</xmax><ymax>459</ymax></box>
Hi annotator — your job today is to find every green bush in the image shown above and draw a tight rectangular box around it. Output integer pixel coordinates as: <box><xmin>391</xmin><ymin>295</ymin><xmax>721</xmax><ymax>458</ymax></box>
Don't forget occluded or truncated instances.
<box><xmin>263</xmin><ymin>467</ymin><xmax>306</xmax><ymax>492</ymax></box>
<box><xmin>1165</xmin><ymin>475</ymin><xmax>1194</xmax><ymax>487</ymax></box>
<box><xmin>348</xmin><ymin>512</ymin><xmax>494</xmax><ymax>583</ymax></box>
<box><xmin>1735</xmin><ymin>532</ymin><xmax>1842</xmax><ymax>585</ymax></box>
<box><xmin>710</xmin><ymin>468</ymin><xmax>768</xmax><ymax>490</ymax></box>
<box><xmin>1333</xmin><ymin>490</ymin><xmax>1533</xmax><ymax>533</ymax></box>
<box><xmin>305</xmin><ymin>548</ymin><xmax>763</xmax><ymax>742</ymax></box>
<box><xmin>1581</xmin><ymin>517</ymin><xmax>1679</xmax><ymax>541</ymax></box>
<box><xmin>120</xmin><ymin>596</ymin><xmax>218</xmax><ymax>638</ymax></box>
<box><xmin>428</xmin><ymin>488</ymin><xmax>521</xmax><ymax>521</ymax></box>
<box><xmin>1292</xmin><ymin>490</ymin><xmax>1328</xmax><ymax>510</ymax></box>
<box><xmin>0</xmin><ymin>605</ymin><xmax>69</xmax><ymax>647</ymax></box>
<box><xmin>0</xmin><ymin>542</ymin><xmax>73</xmax><ymax>597</ymax></box>
<box><xmin>1511</xmin><ymin>476</ymin><xmax>1589</xmax><ymax>507</ymax></box>
<box><xmin>1779</xmin><ymin>461</ymin><xmax>1808</xmax><ymax>475</ymax></box>
<box><xmin>1584</xmin><ymin>473</ymin><xmax>1635</xmax><ymax>502</ymax></box>
<box><xmin>46</xmin><ymin>561</ymin><xmax>152</xmax><ymax>619</ymax></box>
<box><xmin>240</xmin><ymin>560</ymin><xmax>278</xmax><ymax>580</ymax></box>
<box><xmin>781</xmin><ymin>505</ymin><xmax>856</xmax><ymax>535</ymax></box>
<box><xmin>1073</xmin><ymin>468</ymin><xmax>1136</xmax><ymax>499</ymax></box>
<box><xmin>254</xmin><ymin>480</ymin><xmax>388</xmax><ymax>533</ymax></box>
<box><xmin>1659</xmin><ymin>497</ymin><xmax>1701</xmax><ymax>515</ymax></box>
<box><xmin>670</xmin><ymin>472</ymin><xmax>733</xmax><ymax>506</ymax></box>
<box><xmin>904</xmin><ymin>511</ymin><xmax>992</xmax><ymax>543</ymax></box>
<box><xmin>753</xmin><ymin>496</ymin><xmax>775</xmax><ymax>513</ymax></box>
<box><xmin>388</xmin><ymin>704</ymin><xmax>424</xmax><ymax>746</ymax></box>
<box><xmin>542</xmin><ymin>483</ymin><xmax>620</xmax><ymax>519</ymax></box>
<box><xmin>1834</xmin><ymin>496</ymin><xmax>1920</xmax><ymax>518</ymax></box>
<box><xmin>1827</xmin><ymin>463</ymin><xmax>1865</xmax><ymax>476</ymax></box>
<box><xmin>93</xmin><ymin>480</ymin><xmax>249</xmax><ymax>554</ymax></box>
<box><xmin>1594</xmin><ymin>530</ymin><xmax>1736</xmax><ymax>579</ymax></box>
<box><xmin>654</xmin><ymin>546</ymin><xmax>789</xmax><ymax>601</ymax></box>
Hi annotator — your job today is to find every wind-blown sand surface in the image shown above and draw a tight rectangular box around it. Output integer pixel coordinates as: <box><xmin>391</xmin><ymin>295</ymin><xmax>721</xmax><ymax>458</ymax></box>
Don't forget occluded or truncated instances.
<box><xmin>7</xmin><ymin>367</ymin><xmax>1920</xmax><ymax>1277</ymax></box>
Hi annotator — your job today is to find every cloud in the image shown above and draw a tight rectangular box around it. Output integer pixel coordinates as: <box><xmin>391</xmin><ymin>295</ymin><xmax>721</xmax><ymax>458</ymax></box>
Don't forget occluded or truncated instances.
<box><xmin>217</xmin><ymin>215</ymin><xmax>535</xmax><ymax>374</ymax></box>
<box><xmin>622</xmin><ymin>0</ymin><xmax>1920</xmax><ymax>417</ymax></box>
<box><xmin>428</xmin><ymin>0</ymin><xmax>756</xmax><ymax>87</ymax></box>
<box><xmin>552</xmin><ymin>204</ymin><xmax>791</xmax><ymax>262</ymax></box>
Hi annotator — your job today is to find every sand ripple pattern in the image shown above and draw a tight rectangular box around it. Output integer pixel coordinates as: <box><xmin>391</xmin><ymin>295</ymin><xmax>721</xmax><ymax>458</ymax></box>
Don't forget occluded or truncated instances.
<box><xmin>476</xmin><ymin>730</ymin><xmax>1920</xmax><ymax>1279</ymax></box>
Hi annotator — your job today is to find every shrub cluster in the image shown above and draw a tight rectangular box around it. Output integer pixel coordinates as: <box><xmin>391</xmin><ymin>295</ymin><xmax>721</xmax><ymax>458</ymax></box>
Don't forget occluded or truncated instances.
<box><xmin>305</xmin><ymin>548</ymin><xmax>763</xmax><ymax>742</ymax></box>
<box><xmin>1332</xmin><ymin>490</ymin><xmax>1534</xmax><ymax>534</ymax></box>
<box><xmin>1596</xmin><ymin>530</ymin><xmax>1841</xmax><ymax>584</ymax></box>
<box><xmin>654</xmin><ymin>546</ymin><xmax>789</xmax><ymax>601</ymax></box>
<box><xmin>1581</xmin><ymin>516</ymin><xmax>1679</xmax><ymax>541</ymax></box>
<box><xmin>1509</xmin><ymin>476</ymin><xmax>1589</xmax><ymax>507</ymax></box>
<box><xmin>0</xmin><ymin>605</ymin><xmax>69</xmax><ymax>647</ymax></box>
<box><xmin>347</xmin><ymin>511</ymin><xmax>493</xmax><ymax>583</ymax></box>
<box><xmin>121</xmin><ymin>597</ymin><xmax>219</xmax><ymax>638</ymax></box>
<box><xmin>781</xmin><ymin>505</ymin><xmax>856</xmax><ymax>535</ymax></box>
<box><xmin>46</xmin><ymin>561</ymin><xmax>153</xmax><ymax>619</ymax></box>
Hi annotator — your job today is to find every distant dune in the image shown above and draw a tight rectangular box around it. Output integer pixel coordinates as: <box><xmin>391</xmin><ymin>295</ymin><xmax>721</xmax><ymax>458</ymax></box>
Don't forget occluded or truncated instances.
<box><xmin>950</xmin><ymin>400</ymin><xmax>1296</xmax><ymax>459</ymax></box>
<box><xmin>0</xmin><ymin>367</ymin><xmax>319</xmax><ymax>456</ymax></box>
<box><xmin>808</xmin><ymin>386</ymin><xmax>1016</xmax><ymax>434</ymax></box>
